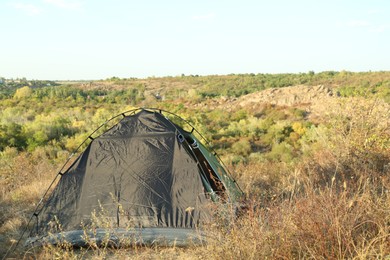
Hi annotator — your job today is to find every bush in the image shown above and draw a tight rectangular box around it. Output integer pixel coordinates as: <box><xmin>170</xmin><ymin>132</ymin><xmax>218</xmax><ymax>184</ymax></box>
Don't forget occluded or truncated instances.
<box><xmin>13</xmin><ymin>86</ymin><xmax>32</xmax><ymax>99</ymax></box>
<box><xmin>231</xmin><ymin>139</ymin><xmax>251</xmax><ymax>157</ymax></box>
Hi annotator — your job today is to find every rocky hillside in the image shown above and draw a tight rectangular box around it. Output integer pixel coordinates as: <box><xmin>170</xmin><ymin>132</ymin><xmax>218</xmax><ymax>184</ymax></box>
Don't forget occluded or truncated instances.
<box><xmin>195</xmin><ymin>84</ymin><xmax>390</xmax><ymax>127</ymax></box>
<box><xmin>196</xmin><ymin>85</ymin><xmax>337</xmax><ymax>117</ymax></box>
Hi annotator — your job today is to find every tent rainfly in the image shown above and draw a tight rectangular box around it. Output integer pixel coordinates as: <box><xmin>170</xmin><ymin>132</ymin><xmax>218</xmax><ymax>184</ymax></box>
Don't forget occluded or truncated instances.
<box><xmin>26</xmin><ymin>108</ymin><xmax>244</xmax><ymax>247</ymax></box>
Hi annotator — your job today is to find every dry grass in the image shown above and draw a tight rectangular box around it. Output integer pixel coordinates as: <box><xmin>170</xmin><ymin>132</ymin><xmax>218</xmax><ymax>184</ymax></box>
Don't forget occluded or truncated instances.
<box><xmin>5</xmin><ymin>160</ymin><xmax>388</xmax><ymax>259</ymax></box>
<box><xmin>194</xmin><ymin>179</ymin><xmax>389</xmax><ymax>259</ymax></box>
<box><xmin>0</xmin><ymin>147</ymin><xmax>59</xmax><ymax>258</ymax></box>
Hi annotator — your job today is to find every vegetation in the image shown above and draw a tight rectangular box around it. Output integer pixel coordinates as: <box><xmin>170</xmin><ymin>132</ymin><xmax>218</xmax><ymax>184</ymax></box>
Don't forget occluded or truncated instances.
<box><xmin>0</xmin><ymin>71</ymin><xmax>389</xmax><ymax>259</ymax></box>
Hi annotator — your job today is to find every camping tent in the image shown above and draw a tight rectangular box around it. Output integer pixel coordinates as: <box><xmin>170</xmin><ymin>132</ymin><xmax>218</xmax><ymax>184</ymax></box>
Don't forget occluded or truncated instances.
<box><xmin>26</xmin><ymin>108</ymin><xmax>243</xmax><ymax>247</ymax></box>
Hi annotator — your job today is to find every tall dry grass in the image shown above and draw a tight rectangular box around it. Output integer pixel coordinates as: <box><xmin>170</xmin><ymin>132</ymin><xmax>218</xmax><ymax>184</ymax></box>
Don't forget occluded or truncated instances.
<box><xmin>198</xmin><ymin>168</ymin><xmax>389</xmax><ymax>259</ymax></box>
<box><xmin>0</xmin><ymin>147</ymin><xmax>62</xmax><ymax>258</ymax></box>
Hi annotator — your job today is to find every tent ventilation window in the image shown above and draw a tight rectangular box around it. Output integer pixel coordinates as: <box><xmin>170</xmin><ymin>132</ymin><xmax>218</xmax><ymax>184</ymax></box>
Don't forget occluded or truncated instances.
<box><xmin>190</xmin><ymin>140</ymin><xmax>198</xmax><ymax>149</ymax></box>
<box><xmin>185</xmin><ymin>135</ymin><xmax>198</xmax><ymax>149</ymax></box>
<box><xmin>177</xmin><ymin>134</ymin><xmax>185</xmax><ymax>143</ymax></box>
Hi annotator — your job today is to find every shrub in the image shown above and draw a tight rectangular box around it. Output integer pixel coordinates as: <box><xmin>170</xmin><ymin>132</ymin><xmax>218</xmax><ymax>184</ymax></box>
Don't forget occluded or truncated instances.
<box><xmin>231</xmin><ymin>139</ymin><xmax>251</xmax><ymax>157</ymax></box>
<box><xmin>13</xmin><ymin>86</ymin><xmax>32</xmax><ymax>99</ymax></box>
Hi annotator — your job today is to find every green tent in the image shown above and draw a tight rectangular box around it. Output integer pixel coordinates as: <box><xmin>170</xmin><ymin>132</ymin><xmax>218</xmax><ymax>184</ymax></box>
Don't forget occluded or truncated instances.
<box><xmin>26</xmin><ymin>108</ymin><xmax>243</xmax><ymax>247</ymax></box>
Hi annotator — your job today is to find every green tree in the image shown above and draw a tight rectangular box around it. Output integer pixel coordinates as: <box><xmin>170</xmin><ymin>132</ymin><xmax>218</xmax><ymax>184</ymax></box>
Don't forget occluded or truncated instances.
<box><xmin>0</xmin><ymin>123</ymin><xmax>26</xmax><ymax>150</ymax></box>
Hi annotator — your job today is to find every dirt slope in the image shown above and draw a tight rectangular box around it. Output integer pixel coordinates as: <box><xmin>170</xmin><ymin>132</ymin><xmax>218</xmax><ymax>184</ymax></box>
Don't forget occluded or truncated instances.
<box><xmin>198</xmin><ymin>85</ymin><xmax>339</xmax><ymax>119</ymax></box>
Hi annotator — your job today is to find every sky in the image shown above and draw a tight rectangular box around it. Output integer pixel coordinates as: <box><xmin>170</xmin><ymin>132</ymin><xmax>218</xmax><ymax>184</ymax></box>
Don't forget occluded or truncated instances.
<box><xmin>1</xmin><ymin>0</ymin><xmax>389</xmax><ymax>80</ymax></box>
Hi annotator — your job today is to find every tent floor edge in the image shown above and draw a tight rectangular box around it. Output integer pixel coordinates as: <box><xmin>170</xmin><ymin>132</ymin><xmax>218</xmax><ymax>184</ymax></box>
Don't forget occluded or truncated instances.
<box><xmin>25</xmin><ymin>227</ymin><xmax>208</xmax><ymax>248</ymax></box>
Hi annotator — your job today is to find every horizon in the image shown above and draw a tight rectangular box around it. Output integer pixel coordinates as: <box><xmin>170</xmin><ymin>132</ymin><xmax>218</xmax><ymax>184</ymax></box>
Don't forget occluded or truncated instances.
<box><xmin>1</xmin><ymin>0</ymin><xmax>389</xmax><ymax>80</ymax></box>
<box><xmin>1</xmin><ymin>69</ymin><xmax>389</xmax><ymax>82</ymax></box>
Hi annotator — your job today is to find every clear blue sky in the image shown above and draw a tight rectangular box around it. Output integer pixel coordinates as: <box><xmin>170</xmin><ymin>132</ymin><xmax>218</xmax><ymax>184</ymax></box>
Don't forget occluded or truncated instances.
<box><xmin>1</xmin><ymin>0</ymin><xmax>389</xmax><ymax>80</ymax></box>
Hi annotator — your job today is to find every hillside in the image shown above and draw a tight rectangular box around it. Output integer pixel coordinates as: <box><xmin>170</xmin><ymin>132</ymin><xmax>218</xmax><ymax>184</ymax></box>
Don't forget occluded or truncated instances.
<box><xmin>193</xmin><ymin>84</ymin><xmax>336</xmax><ymax>116</ymax></box>
<box><xmin>0</xmin><ymin>72</ymin><xmax>389</xmax><ymax>259</ymax></box>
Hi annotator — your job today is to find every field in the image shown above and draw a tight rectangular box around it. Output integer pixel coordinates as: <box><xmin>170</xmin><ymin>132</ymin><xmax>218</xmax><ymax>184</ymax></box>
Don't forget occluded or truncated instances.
<box><xmin>1</xmin><ymin>72</ymin><xmax>389</xmax><ymax>259</ymax></box>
